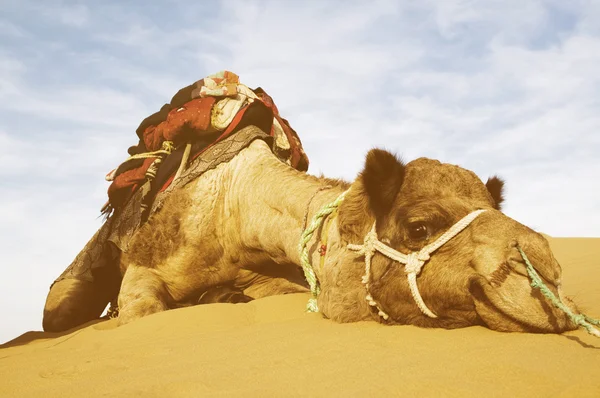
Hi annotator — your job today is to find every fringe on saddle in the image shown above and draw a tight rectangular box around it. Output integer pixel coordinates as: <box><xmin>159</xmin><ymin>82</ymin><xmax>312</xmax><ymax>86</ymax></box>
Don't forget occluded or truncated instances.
<box><xmin>101</xmin><ymin>70</ymin><xmax>309</xmax><ymax>220</ymax></box>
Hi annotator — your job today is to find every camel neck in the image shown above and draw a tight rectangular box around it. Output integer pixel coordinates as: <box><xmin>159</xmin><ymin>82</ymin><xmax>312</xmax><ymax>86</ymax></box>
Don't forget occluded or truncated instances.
<box><xmin>227</xmin><ymin>143</ymin><xmax>348</xmax><ymax>267</ymax></box>
<box><xmin>258</xmin><ymin>177</ymin><xmax>347</xmax><ymax>266</ymax></box>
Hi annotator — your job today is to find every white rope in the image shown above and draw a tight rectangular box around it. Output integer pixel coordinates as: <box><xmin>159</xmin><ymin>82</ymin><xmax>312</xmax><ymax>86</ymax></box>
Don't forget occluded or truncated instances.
<box><xmin>173</xmin><ymin>142</ymin><xmax>192</xmax><ymax>183</ymax></box>
<box><xmin>348</xmin><ymin>209</ymin><xmax>486</xmax><ymax>320</ymax></box>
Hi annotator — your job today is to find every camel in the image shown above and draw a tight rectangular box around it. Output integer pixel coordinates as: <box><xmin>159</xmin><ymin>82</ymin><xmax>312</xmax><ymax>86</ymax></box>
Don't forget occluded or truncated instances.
<box><xmin>115</xmin><ymin>132</ymin><xmax>587</xmax><ymax>332</ymax></box>
<box><xmin>44</xmin><ymin>127</ymin><xmax>586</xmax><ymax>333</ymax></box>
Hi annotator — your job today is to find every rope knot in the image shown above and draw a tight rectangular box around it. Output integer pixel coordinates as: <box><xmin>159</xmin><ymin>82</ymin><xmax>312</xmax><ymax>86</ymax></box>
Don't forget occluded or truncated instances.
<box><xmin>405</xmin><ymin>252</ymin><xmax>425</xmax><ymax>275</ymax></box>
<box><xmin>306</xmin><ymin>298</ymin><xmax>319</xmax><ymax>313</ymax></box>
<box><xmin>162</xmin><ymin>140</ymin><xmax>175</xmax><ymax>153</ymax></box>
<box><xmin>348</xmin><ymin>224</ymin><xmax>378</xmax><ymax>257</ymax></box>
<box><xmin>363</xmin><ymin>227</ymin><xmax>378</xmax><ymax>249</ymax></box>
<box><xmin>417</xmin><ymin>251</ymin><xmax>430</xmax><ymax>262</ymax></box>
<box><xmin>572</xmin><ymin>313</ymin><xmax>585</xmax><ymax>325</ymax></box>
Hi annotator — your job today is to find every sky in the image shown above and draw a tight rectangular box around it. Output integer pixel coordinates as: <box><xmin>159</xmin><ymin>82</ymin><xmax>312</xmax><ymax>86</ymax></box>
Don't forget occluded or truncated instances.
<box><xmin>1</xmin><ymin>0</ymin><xmax>599</xmax><ymax>343</ymax></box>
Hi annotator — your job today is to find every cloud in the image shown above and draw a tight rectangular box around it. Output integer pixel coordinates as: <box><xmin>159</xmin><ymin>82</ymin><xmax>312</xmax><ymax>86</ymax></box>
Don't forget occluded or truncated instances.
<box><xmin>0</xmin><ymin>19</ymin><xmax>28</xmax><ymax>38</ymax></box>
<box><xmin>7</xmin><ymin>1</ymin><xmax>90</xmax><ymax>28</ymax></box>
<box><xmin>48</xmin><ymin>3</ymin><xmax>90</xmax><ymax>28</ymax></box>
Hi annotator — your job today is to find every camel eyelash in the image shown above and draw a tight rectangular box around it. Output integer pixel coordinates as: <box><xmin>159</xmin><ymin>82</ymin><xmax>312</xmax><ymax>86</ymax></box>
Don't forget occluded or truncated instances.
<box><xmin>403</xmin><ymin>214</ymin><xmax>449</xmax><ymax>231</ymax></box>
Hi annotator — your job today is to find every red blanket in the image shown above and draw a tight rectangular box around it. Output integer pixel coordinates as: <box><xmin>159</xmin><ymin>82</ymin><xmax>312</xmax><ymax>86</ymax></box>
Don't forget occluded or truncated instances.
<box><xmin>106</xmin><ymin>71</ymin><xmax>309</xmax><ymax>210</ymax></box>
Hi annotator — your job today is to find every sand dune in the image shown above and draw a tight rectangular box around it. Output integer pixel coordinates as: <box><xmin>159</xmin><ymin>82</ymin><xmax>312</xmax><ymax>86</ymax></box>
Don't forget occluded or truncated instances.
<box><xmin>2</xmin><ymin>237</ymin><xmax>599</xmax><ymax>397</ymax></box>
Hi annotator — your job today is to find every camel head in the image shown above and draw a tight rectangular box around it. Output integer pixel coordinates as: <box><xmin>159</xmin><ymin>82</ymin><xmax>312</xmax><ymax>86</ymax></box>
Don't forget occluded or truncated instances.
<box><xmin>329</xmin><ymin>149</ymin><xmax>578</xmax><ymax>333</ymax></box>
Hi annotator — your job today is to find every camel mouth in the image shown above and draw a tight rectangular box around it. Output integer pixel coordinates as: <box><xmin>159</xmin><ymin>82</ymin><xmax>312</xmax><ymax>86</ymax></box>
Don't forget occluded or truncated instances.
<box><xmin>468</xmin><ymin>275</ymin><xmax>577</xmax><ymax>333</ymax></box>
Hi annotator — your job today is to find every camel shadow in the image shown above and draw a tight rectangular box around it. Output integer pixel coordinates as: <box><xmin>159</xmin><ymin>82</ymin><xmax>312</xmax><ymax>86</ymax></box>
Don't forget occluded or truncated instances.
<box><xmin>563</xmin><ymin>334</ymin><xmax>600</xmax><ymax>350</ymax></box>
<box><xmin>0</xmin><ymin>317</ymin><xmax>110</xmax><ymax>350</ymax></box>
<box><xmin>529</xmin><ymin>289</ymin><xmax>600</xmax><ymax>349</ymax></box>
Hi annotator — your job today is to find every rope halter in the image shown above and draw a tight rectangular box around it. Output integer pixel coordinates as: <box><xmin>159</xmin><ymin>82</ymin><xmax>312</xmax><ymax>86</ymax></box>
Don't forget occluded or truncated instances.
<box><xmin>347</xmin><ymin>209</ymin><xmax>487</xmax><ymax>320</ymax></box>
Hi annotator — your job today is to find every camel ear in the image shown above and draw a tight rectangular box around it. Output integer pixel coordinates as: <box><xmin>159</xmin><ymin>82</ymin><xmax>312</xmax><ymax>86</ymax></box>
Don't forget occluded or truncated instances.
<box><xmin>360</xmin><ymin>149</ymin><xmax>405</xmax><ymax>218</ymax></box>
<box><xmin>485</xmin><ymin>176</ymin><xmax>505</xmax><ymax>210</ymax></box>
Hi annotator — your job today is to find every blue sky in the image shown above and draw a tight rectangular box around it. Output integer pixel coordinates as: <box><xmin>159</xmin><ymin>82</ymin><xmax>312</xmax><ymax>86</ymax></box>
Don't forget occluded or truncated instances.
<box><xmin>1</xmin><ymin>0</ymin><xmax>599</xmax><ymax>343</ymax></box>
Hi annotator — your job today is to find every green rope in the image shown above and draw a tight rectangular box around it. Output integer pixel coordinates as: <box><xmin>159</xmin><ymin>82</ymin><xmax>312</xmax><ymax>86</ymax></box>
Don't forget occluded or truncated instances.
<box><xmin>298</xmin><ymin>189</ymin><xmax>350</xmax><ymax>312</ymax></box>
<box><xmin>517</xmin><ymin>247</ymin><xmax>600</xmax><ymax>337</ymax></box>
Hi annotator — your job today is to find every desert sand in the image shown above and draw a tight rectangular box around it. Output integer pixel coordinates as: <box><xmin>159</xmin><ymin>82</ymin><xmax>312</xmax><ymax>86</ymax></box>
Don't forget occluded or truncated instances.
<box><xmin>1</xmin><ymin>236</ymin><xmax>599</xmax><ymax>397</ymax></box>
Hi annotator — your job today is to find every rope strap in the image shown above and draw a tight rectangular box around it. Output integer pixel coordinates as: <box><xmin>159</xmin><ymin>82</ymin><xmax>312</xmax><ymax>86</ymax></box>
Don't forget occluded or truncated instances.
<box><xmin>348</xmin><ymin>210</ymin><xmax>486</xmax><ymax>319</ymax></box>
<box><xmin>298</xmin><ymin>189</ymin><xmax>350</xmax><ymax>312</ymax></box>
<box><xmin>517</xmin><ymin>247</ymin><xmax>600</xmax><ymax>338</ymax></box>
<box><xmin>125</xmin><ymin>140</ymin><xmax>175</xmax><ymax>161</ymax></box>
<box><xmin>173</xmin><ymin>142</ymin><xmax>192</xmax><ymax>182</ymax></box>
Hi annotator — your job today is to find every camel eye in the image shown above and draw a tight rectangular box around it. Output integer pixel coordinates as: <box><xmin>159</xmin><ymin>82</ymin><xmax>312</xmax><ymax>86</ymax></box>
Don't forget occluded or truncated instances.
<box><xmin>407</xmin><ymin>222</ymin><xmax>429</xmax><ymax>241</ymax></box>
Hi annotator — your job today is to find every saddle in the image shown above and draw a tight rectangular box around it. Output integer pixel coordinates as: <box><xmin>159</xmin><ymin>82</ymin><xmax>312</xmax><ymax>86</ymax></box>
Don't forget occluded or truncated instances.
<box><xmin>52</xmin><ymin>71</ymin><xmax>311</xmax><ymax>305</ymax></box>
<box><xmin>104</xmin><ymin>70</ymin><xmax>309</xmax><ymax>218</ymax></box>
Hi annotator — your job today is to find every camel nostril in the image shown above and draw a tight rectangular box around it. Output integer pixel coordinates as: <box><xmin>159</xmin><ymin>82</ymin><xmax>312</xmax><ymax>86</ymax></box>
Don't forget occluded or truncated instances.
<box><xmin>489</xmin><ymin>262</ymin><xmax>513</xmax><ymax>287</ymax></box>
<box><xmin>507</xmin><ymin>242</ymin><xmax>561</xmax><ymax>287</ymax></box>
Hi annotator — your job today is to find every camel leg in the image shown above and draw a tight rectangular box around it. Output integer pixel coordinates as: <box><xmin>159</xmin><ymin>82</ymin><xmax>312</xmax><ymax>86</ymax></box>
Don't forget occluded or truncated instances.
<box><xmin>43</xmin><ymin>259</ymin><xmax>121</xmax><ymax>333</ymax></box>
<box><xmin>43</xmin><ymin>259</ymin><xmax>120</xmax><ymax>333</ymax></box>
<box><xmin>117</xmin><ymin>265</ymin><xmax>170</xmax><ymax>325</ymax></box>
<box><xmin>198</xmin><ymin>285</ymin><xmax>254</xmax><ymax>304</ymax></box>
<box><xmin>43</xmin><ymin>217</ymin><xmax>122</xmax><ymax>332</ymax></box>
<box><xmin>43</xmin><ymin>279</ymin><xmax>108</xmax><ymax>332</ymax></box>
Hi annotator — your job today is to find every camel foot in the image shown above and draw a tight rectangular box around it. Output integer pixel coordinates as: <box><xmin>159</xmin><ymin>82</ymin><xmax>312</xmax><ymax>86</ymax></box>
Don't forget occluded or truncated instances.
<box><xmin>117</xmin><ymin>296</ymin><xmax>168</xmax><ymax>326</ymax></box>
<box><xmin>117</xmin><ymin>265</ymin><xmax>170</xmax><ymax>326</ymax></box>
<box><xmin>198</xmin><ymin>285</ymin><xmax>254</xmax><ymax>304</ymax></box>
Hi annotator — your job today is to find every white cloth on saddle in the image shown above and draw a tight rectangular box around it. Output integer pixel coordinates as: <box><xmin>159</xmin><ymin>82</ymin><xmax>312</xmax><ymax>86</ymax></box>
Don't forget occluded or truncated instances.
<box><xmin>210</xmin><ymin>84</ymin><xmax>259</xmax><ymax>131</ymax></box>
